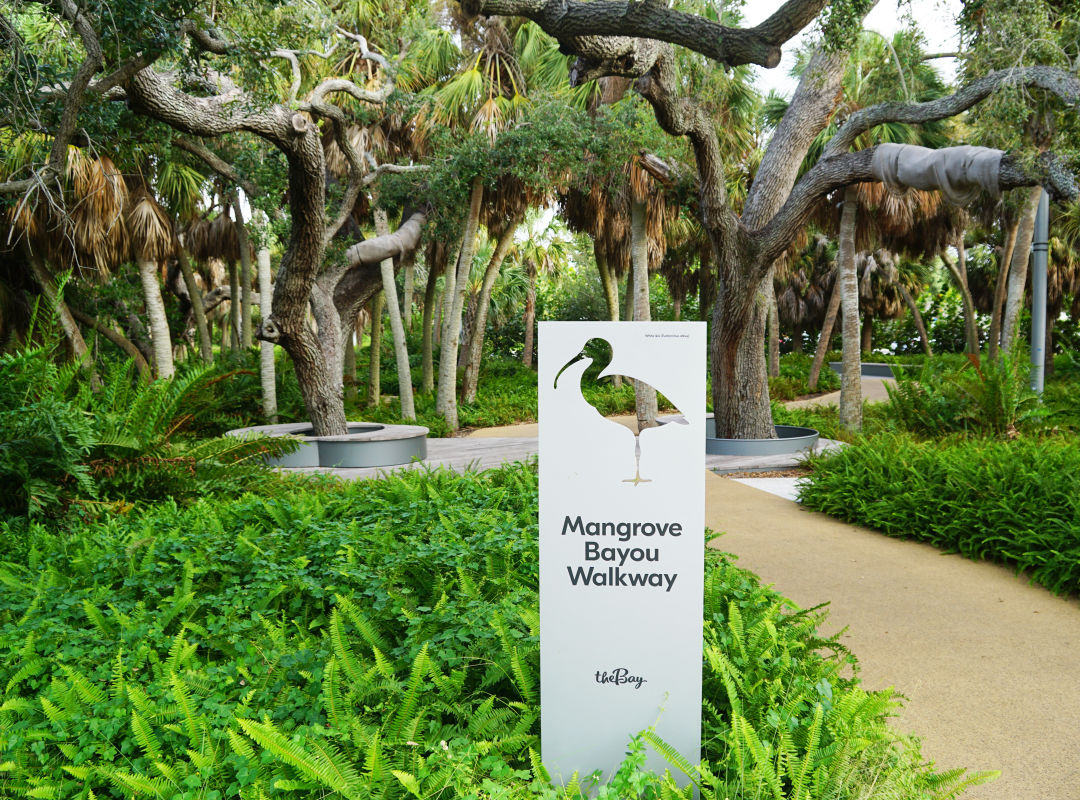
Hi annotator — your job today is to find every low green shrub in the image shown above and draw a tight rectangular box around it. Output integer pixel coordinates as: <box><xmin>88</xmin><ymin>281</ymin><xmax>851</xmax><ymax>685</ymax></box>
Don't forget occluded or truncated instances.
<box><xmin>0</xmin><ymin>340</ymin><xmax>292</xmax><ymax>518</ymax></box>
<box><xmin>0</xmin><ymin>464</ymin><xmax>987</xmax><ymax>799</ymax></box>
<box><xmin>884</xmin><ymin>349</ymin><xmax>1046</xmax><ymax>438</ymax></box>
<box><xmin>800</xmin><ymin>433</ymin><xmax>1080</xmax><ymax>595</ymax></box>
<box><xmin>768</xmin><ymin>354</ymin><xmax>840</xmax><ymax>401</ymax></box>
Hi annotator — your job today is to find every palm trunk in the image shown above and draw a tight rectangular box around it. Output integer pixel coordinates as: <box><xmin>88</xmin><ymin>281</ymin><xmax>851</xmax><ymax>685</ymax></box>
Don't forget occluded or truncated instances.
<box><xmin>228</xmin><ymin>260</ymin><xmax>240</xmax><ymax>350</ymax></box>
<box><xmin>1003</xmin><ymin>187</ymin><xmax>1042</xmax><ymax>346</ymax></box>
<box><xmin>462</xmin><ymin>219</ymin><xmax>519</xmax><ymax>404</ymax></box>
<box><xmin>838</xmin><ymin>185</ymin><xmax>861</xmax><ymax>432</ymax></box>
<box><xmin>233</xmin><ymin>198</ymin><xmax>254</xmax><ymax>349</ymax></box>
<box><xmin>176</xmin><ymin>245</ymin><xmax>212</xmax><ymax>364</ymax></box>
<box><xmin>630</xmin><ymin>199</ymin><xmax>658</xmax><ymax>431</ymax></box>
<box><xmin>437</xmin><ymin>180</ymin><xmax>482</xmax><ymax>430</ymax></box>
<box><xmin>767</xmin><ymin>276</ymin><xmax>780</xmax><ymax>378</ymax></box>
<box><xmin>596</xmin><ymin>245</ymin><xmax>622</xmax><ymax>387</ymax></box>
<box><xmin>402</xmin><ymin>249</ymin><xmax>415</xmax><ymax>333</ymax></box>
<box><xmin>623</xmin><ymin>270</ymin><xmax>635</xmax><ymax>321</ymax></box>
<box><xmin>941</xmin><ymin>242</ymin><xmax>979</xmax><ymax>355</ymax></box>
<box><xmin>374</xmin><ymin>208</ymin><xmax>415</xmax><ymax>419</ymax></box>
<box><xmin>421</xmin><ymin>242</ymin><xmax>442</xmax><ymax>393</ymax></box>
<box><xmin>256</xmin><ymin>245</ymin><xmax>277</xmax><ymax>422</ymax></box>
<box><xmin>860</xmin><ymin>311</ymin><xmax>873</xmax><ymax>355</ymax></box>
<box><xmin>367</xmin><ymin>292</ymin><xmax>384</xmax><ymax>408</ymax></box>
<box><xmin>809</xmin><ymin>279</ymin><xmax>842</xmax><ymax>393</ymax></box>
<box><xmin>138</xmin><ymin>259</ymin><xmax>175</xmax><ymax>379</ymax></box>
<box><xmin>988</xmin><ymin>217</ymin><xmax>1021</xmax><ymax>360</ymax></box>
<box><xmin>673</xmin><ymin>297</ymin><xmax>682</xmax><ymax>321</ymax></box>
<box><xmin>897</xmin><ymin>282</ymin><xmax>932</xmax><ymax>356</ymax></box>
<box><xmin>522</xmin><ymin>259</ymin><xmax>537</xmax><ymax>368</ymax></box>
<box><xmin>343</xmin><ymin>317</ymin><xmax>357</xmax><ymax>401</ymax></box>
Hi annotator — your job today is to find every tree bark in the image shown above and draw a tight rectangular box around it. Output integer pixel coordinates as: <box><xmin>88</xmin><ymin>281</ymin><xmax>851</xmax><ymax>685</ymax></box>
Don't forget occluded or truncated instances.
<box><xmin>462</xmin><ymin>218</ymin><xmax>520</xmax><ymax>403</ymax></box>
<box><xmin>374</xmin><ymin>208</ymin><xmax>415</xmax><ymax>419</ymax></box>
<box><xmin>941</xmin><ymin>240</ymin><xmax>979</xmax><ymax>355</ymax></box>
<box><xmin>630</xmin><ymin>199</ymin><xmax>658</xmax><ymax>431</ymax></box>
<box><xmin>227</xmin><ymin>259</ymin><xmax>240</xmax><ymax>350</ymax></box>
<box><xmin>367</xmin><ymin>292</ymin><xmax>383</xmax><ymax>408</ymax></box>
<box><xmin>176</xmin><ymin>245</ymin><xmax>213</xmax><ymax>363</ymax></box>
<box><xmin>988</xmin><ymin>216</ymin><xmax>1020</xmax><ymax>360</ymax></box>
<box><xmin>27</xmin><ymin>254</ymin><xmax>92</xmax><ymax>367</ymax></box>
<box><xmin>838</xmin><ymin>185</ymin><xmax>861</xmax><ymax>432</ymax></box>
<box><xmin>233</xmin><ymin>197</ymin><xmax>254</xmax><ymax>349</ymax></box>
<box><xmin>436</xmin><ymin>177</ymin><xmax>484</xmax><ymax>429</ymax></box>
<box><xmin>860</xmin><ymin>310</ymin><xmax>873</xmax><ymax>355</ymax></box>
<box><xmin>137</xmin><ymin>259</ymin><xmax>175</xmax><ymax>378</ymax></box>
<box><xmin>767</xmin><ymin>276</ymin><xmax>780</xmax><ymax>377</ymax></box>
<box><xmin>256</xmin><ymin>245</ymin><xmax>277</xmax><ymax>422</ymax></box>
<box><xmin>421</xmin><ymin>242</ymin><xmax>443</xmax><ymax>393</ymax></box>
<box><xmin>522</xmin><ymin>258</ymin><xmax>537</xmax><ymax>368</ymax></box>
<box><xmin>69</xmin><ymin>307</ymin><xmax>150</xmax><ymax>376</ymax></box>
<box><xmin>896</xmin><ymin>282</ymin><xmax>932</xmax><ymax>356</ymax></box>
<box><xmin>595</xmin><ymin>242</ymin><xmax>621</xmax><ymax>387</ymax></box>
<box><xmin>402</xmin><ymin>248</ymin><xmax>415</xmax><ymax>333</ymax></box>
<box><xmin>343</xmin><ymin>316</ymin><xmax>357</xmax><ymax>401</ymax></box>
<box><xmin>1003</xmin><ymin>186</ymin><xmax>1042</xmax><ymax>346</ymax></box>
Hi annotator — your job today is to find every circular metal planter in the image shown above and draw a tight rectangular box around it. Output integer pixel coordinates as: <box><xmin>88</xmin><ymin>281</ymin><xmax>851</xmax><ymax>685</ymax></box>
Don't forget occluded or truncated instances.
<box><xmin>705</xmin><ymin>418</ymin><xmax>820</xmax><ymax>456</ymax></box>
<box><xmin>227</xmin><ymin>422</ymin><xmax>428</xmax><ymax>468</ymax></box>
<box><xmin>828</xmin><ymin>362</ymin><xmax>897</xmax><ymax>378</ymax></box>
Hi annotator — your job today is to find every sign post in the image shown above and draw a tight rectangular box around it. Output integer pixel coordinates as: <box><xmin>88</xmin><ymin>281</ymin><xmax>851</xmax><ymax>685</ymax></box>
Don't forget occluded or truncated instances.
<box><xmin>539</xmin><ymin>321</ymin><xmax>705</xmax><ymax>787</ymax></box>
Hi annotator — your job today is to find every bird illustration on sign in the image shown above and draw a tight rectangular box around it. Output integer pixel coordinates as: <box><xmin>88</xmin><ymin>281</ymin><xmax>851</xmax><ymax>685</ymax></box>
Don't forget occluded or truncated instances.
<box><xmin>553</xmin><ymin>337</ymin><xmax>688</xmax><ymax>486</ymax></box>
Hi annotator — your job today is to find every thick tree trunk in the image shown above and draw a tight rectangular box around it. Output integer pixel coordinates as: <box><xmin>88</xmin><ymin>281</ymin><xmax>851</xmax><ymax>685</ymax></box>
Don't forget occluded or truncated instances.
<box><xmin>462</xmin><ymin>219</ymin><xmax>519</xmax><ymax>403</ymax></box>
<box><xmin>838</xmin><ymin>186</ymin><xmax>861</xmax><ymax>432</ymax></box>
<box><xmin>941</xmin><ymin>241</ymin><xmax>979</xmax><ymax>355</ymax></box>
<box><xmin>767</xmin><ymin>277</ymin><xmax>780</xmax><ymax>378</ymax></box>
<box><xmin>176</xmin><ymin>246</ymin><xmax>213</xmax><ymax>363</ymax></box>
<box><xmin>374</xmin><ymin>208</ymin><xmax>415</xmax><ymax>419</ymax></box>
<box><xmin>711</xmin><ymin>288</ymin><xmax>772</xmax><ymax>438</ymax></box>
<box><xmin>256</xmin><ymin>245</ymin><xmax>277</xmax><ymax>422</ymax></box>
<box><xmin>138</xmin><ymin>259</ymin><xmax>175</xmax><ymax>379</ymax></box>
<box><xmin>1003</xmin><ymin>186</ymin><xmax>1042</xmax><ymax>346</ymax></box>
<box><xmin>436</xmin><ymin>177</ymin><xmax>484</xmax><ymax>429</ymax></box>
<box><xmin>595</xmin><ymin>243</ymin><xmax>621</xmax><ymax>387</ymax></box>
<box><xmin>420</xmin><ymin>242</ymin><xmax>442</xmax><ymax>393</ymax></box>
<box><xmin>988</xmin><ymin>217</ymin><xmax>1021</xmax><ymax>360</ymax></box>
<box><xmin>69</xmin><ymin>307</ymin><xmax>150</xmax><ymax>376</ymax></box>
<box><xmin>631</xmin><ymin>199</ymin><xmax>659</xmax><ymax>431</ymax></box>
<box><xmin>367</xmin><ymin>292</ymin><xmax>383</xmax><ymax>408</ymax></box>
<box><xmin>793</xmin><ymin>323</ymin><xmax>803</xmax><ymax>353</ymax></box>
<box><xmin>522</xmin><ymin>259</ymin><xmax>537</xmax><ymax>369</ymax></box>
<box><xmin>233</xmin><ymin>197</ymin><xmax>254</xmax><ymax>349</ymax></box>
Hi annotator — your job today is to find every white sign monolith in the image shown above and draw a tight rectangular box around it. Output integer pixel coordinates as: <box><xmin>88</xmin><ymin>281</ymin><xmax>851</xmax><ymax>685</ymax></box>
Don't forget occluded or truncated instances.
<box><xmin>539</xmin><ymin>321</ymin><xmax>705</xmax><ymax>787</ymax></box>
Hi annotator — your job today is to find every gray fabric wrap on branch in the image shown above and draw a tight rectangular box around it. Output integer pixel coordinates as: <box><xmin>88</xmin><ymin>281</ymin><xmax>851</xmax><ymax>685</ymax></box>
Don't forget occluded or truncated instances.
<box><xmin>871</xmin><ymin>143</ymin><xmax>1003</xmax><ymax>205</ymax></box>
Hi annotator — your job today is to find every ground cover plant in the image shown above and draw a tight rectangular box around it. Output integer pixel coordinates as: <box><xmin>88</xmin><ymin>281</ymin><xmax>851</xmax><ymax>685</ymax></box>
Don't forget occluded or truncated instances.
<box><xmin>0</xmin><ymin>463</ymin><xmax>989</xmax><ymax>799</ymax></box>
<box><xmin>0</xmin><ymin>337</ymin><xmax>293</xmax><ymax>520</ymax></box>
<box><xmin>799</xmin><ymin>433</ymin><xmax>1080</xmax><ymax>596</ymax></box>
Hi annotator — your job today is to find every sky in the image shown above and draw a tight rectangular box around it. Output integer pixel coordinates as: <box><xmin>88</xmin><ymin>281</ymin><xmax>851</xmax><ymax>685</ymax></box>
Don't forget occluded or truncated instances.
<box><xmin>745</xmin><ymin>0</ymin><xmax>965</xmax><ymax>98</ymax></box>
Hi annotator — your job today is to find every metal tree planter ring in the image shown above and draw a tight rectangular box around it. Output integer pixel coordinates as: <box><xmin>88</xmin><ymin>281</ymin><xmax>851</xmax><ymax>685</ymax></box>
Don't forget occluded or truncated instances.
<box><xmin>227</xmin><ymin>422</ymin><xmax>428</xmax><ymax>468</ymax></box>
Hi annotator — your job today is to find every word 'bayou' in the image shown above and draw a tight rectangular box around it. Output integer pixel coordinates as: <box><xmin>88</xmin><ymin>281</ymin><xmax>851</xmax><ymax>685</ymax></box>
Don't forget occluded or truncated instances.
<box><xmin>562</xmin><ymin>515</ymin><xmax>683</xmax><ymax>542</ymax></box>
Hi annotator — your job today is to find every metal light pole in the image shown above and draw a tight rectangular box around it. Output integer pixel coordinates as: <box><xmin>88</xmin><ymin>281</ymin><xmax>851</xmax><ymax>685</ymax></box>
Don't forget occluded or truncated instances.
<box><xmin>1030</xmin><ymin>189</ymin><xmax>1049</xmax><ymax>395</ymax></box>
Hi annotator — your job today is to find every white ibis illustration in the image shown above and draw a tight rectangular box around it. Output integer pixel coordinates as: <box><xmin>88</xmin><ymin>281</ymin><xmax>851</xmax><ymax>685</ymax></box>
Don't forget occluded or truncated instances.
<box><xmin>553</xmin><ymin>337</ymin><xmax>688</xmax><ymax>486</ymax></box>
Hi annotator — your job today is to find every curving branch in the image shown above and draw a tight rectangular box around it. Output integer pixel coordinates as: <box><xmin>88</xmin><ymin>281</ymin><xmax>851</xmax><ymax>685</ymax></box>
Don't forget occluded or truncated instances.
<box><xmin>825</xmin><ymin>65</ymin><xmax>1080</xmax><ymax>158</ymax></box>
<box><xmin>755</xmin><ymin>145</ymin><xmax>1079</xmax><ymax>269</ymax></box>
<box><xmin>180</xmin><ymin>20</ymin><xmax>231</xmax><ymax>54</ymax></box>
<box><xmin>173</xmin><ymin>137</ymin><xmax>262</xmax><ymax>197</ymax></box>
<box><xmin>460</xmin><ymin>0</ymin><xmax>826</xmax><ymax>69</ymax></box>
<box><xmin>0</xmin><ymin>0</ymin><xmax>102</xmax><ymax>196</ymax></box>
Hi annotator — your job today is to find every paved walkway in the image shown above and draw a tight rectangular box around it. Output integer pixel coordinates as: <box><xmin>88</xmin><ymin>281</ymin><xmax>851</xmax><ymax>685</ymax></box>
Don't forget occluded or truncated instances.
<box><xmin>706</xmin><ymin>476</ymin><xmax>1080</xmax><ymax>800</ymax></box>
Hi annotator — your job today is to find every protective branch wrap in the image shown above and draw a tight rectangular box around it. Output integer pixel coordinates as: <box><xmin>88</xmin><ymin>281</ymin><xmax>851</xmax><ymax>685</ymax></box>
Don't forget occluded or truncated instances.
<box><xmin>871</xmin><ymin>143</ymin><xmax>1003</xmax><ymax>205</ymax></box>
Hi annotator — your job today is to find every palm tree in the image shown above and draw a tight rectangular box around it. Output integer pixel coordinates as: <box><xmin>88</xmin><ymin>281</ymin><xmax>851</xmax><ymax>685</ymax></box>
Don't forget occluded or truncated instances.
<box><xmin>515</xmin><ymin>211</ymin><xmax>570</xmax><ymax>368</ymax></box>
